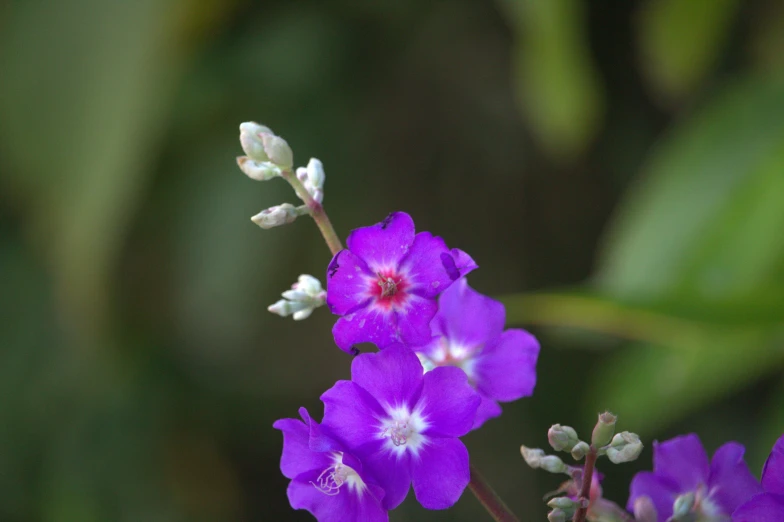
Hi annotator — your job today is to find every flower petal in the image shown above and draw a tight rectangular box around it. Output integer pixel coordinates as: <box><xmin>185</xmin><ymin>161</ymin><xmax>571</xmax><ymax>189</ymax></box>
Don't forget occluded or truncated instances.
<box><xmin>350</xmin><ymin>344</ymin><xmax>424</xmax><ymax>410</ymax></box>
<box><xmin>287</xmin><ymin>469</ymin><xmax>388</xmax><ymax>522</ymax></box>
<box><xmin>653</xmin><ymin>434</ymin><xmax>710</xmax><ymax>491</ymax></box>
<box><xmin>332</xmin><ymin>307</ymin><xmax>398</xmax><ymax>352</ymax></box>
<box><xmin>326</xmin><ymin>249</ymin><xmax>374</xmax><ymax>316</ymax></box>
<box><xmin>708</xmin><ymin>442</ymin><xmax>762</xmax><ymax>514</ymax></box>
<box><xmin>273</xmin><ymin>408</ymin><xmax>332</xmax><ymax>479</ymax></box>
<box><xmin>431</xmin><ymin>278</ymin><xmax>505</xmax><ymax>347</ymax></box>
<box><xmin>411</xmin><ymin>438</ymin><xmax>470</xmax><ymax>509</ymax></box>
<box><xmin>732</xmin><ymin>493</ymin><xmax>784</xmax><ymax>522</ymax></box>
<box><xmin>399</xmin><ymin>232</ymin><xmax>456</xmax><ymax>299</ymax></box>
<box><xmin>358</xmin><ymin>439</ymin><xmax>412</xmax><ymax>510</ymax></box>
<box><xmin>627</xmin><ymin>471</ymin><xmax>678</xmax><ymax>521</ymax></box>
<box><xmin>320</xmin><ymin>381</ymin><xmax>386</xmax><ymax>450</ymax></box>
<box><xmin>474</xmin><ymin>329</ymin><xmax>539</xmax><ymax>402</ymax></box>
<box><xmin>418</xmin><ymin>366</ymin><xmax>480</xmax><ymax>438</ymax></box>
<box><xmin>397</xmin><ymin>295</ymin><xmax>439</xmax><ymax>346</ymax></box>
<box><xmin>471</xmin><ymin>393</ymin><xmax>503</xmax><ymax>430</ymax></box>
<box><xmin>447</xmin><ymin>248</ymin><xmax>478</xmax><ymax>278</ymax></box>
<box><xmin>762</xmin><ymin>435</ymin><xmax>784</xmax><ymax>496</ymax></box>
<box><xmin>345</xmin><ymin>212</ymin><xmax>415</xmax><ymax>272</ymax></box>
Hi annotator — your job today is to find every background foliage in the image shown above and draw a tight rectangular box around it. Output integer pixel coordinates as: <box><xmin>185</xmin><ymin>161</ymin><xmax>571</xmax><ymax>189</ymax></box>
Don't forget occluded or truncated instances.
<box><xmin>1</xmin><ymin>0</ymin><xmax>783</xmax><ymax>520</ymax></box>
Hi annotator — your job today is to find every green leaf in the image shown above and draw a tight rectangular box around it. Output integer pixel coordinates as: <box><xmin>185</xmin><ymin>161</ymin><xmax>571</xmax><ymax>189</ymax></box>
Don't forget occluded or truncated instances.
<box><xmin>597</xmin><ymin>75</ymin><xmax>784</xmax><ymax>301</ymax></box>
<box><xmin>637</xmin><ymin>0</ymin><xmax>740</xmax><ymax>101</ymax></box>
<box><xmin>586</xmin><ymin>75</ymin><xmax>784</xmax><ymax>433</ymax></box>
<box><xmin>501</xmin><ymin>0</ymin><xmax>604</xmax><ymax>160</ymax></box>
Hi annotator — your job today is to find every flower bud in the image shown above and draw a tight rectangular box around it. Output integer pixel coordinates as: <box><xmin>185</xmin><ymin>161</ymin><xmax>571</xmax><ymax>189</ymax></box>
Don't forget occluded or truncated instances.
<box><xmin>672</xmin><ymin>492</ymin><xmax>695</xmax><ymax>519</ymax></box>
<box><xmin>540</xmin><ymin>455</ymin><xmax>567</xmax><ymax>474</ymax></box>
<box><xmin>591</xmin><ymin>411</ymin><xmax>617</xmax><ymax>448</ymax></box>
<box><xmin>268</xmin><ymin>274</ymin><xmax>327</xmax><ymax>320</ymax></box>
<box><xmin>633</xmin><ymin>496</ymin><xmax>658</xmax><ymax>522</ymax></box>
<box><xmin>251</xmin><ymin>203</ymin><xmax>301</xmax><ymax>229</ymax></box>
<box><xmin>239</xmin><ymin>122</ymin><xmax>272</xmax><ymax>162</ymax></box>
<box><xmin>237</xmin><ymin>156</ymin><xmax>281</xmax><ymax>181</ymax></box>
<box><xmin>547</xmin><ymin>509</ymin><xmax>567</xmax><ymax>522</ymax></box>
<box><xmin>571</xmin><ymin>441</ymin><xmax>590</xmax><ymax>460</ymax></box>
<box><xmin>261</xmin><ymin>133</ymin><xmax>293</xmax><ymax>169</ymax></box>
<box><xmin>606</xmin><ymin>432</ymin><xmax>643</xmax><ymax>464</ymax></box>
<box><xmin>547</xmin><ymin>497</ymin><xmax>578</xmax><ymax>512</ymax></box>
<box><xmin>520</xmin><ymin>445</ymin><xmax>545</xmax><ymax>468</ymax></box>
<box><xmin>548</xmin><ymin>424</ymin><xmax>580</xmax><ymax>452</ymax></box>
<box><xmin>305</xmin><ymin>158</ymin><xmax>325</xmax><ymax>189</ymax></box>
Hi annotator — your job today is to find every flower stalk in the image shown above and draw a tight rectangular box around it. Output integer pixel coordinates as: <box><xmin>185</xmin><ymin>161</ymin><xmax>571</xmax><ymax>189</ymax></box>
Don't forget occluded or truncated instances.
<box><xmin>573</xmin><ymin>448</ymin><xmax>597</xmax><ymax>522</ymax></box>
<box><xmin>468</xmin><ymin>466</ymin><xmax>520</xmax><ymax>522</ymax></box>
<box><xmin>281</xmin><ymin>169</ymin><xmax>343</xmax><ymax>256</ymax></box>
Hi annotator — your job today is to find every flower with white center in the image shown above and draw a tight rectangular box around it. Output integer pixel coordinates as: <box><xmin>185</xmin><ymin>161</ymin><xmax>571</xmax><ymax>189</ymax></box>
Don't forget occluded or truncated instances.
<box><xmin>627</xmin><ymin>433</ymin><xmax>762</xmax><ymax>521</ymax></box>
<box><xmin>274</xmin><ymin>407</ymin><xmax>388</xmax><ymax>522</ymax></box>
<box><xmin>268</xmin><ymin>274</ymin><xmax>327</xmax><ymax>320</ymax></box>
<box><xmin>413</xmin><ymin>278</ymin><xmax>539</xmax><ymax>429</ymax></box>
<box><xmin>318</xmin><ymin>344</ymin><xmax>480</xmax><ymax>510</ymax></box>
<box><xmin>326</xmin><ymin>211</ymin><xmax>477</xmax><ymax>353</ymax></box>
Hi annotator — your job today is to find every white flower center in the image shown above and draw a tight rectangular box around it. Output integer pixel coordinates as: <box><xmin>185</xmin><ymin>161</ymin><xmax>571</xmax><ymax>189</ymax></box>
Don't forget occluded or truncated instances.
<box><xmin>311</xmin><ymin>452</ymin><xmax>366</xmax><ymax>497</ymax></box>
<box><xmin>416</xmin><ymin>337</ymin><xmax>478</xmax><ymax>382</ymax></box>
<box><xmin>380</xmin><ymin>406</ymin><xmax>429</xmax><ymax>456</ymax></box>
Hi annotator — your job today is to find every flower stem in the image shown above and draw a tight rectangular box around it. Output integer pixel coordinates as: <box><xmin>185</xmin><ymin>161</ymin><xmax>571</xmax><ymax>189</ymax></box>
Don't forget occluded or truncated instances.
<box><xmin>573</xmin><ymin>448</ymin><xmax>597</xmax><ymax>522</ymax></box>
<box><xmin>281</xmin><ymin>170</ymin><xmax>344</xmax><ymax>256</ymax></box>
<box><xmin>468</xmin><ymin>465</ymin><xmax>520</xmax><ymax>522</ymax></box>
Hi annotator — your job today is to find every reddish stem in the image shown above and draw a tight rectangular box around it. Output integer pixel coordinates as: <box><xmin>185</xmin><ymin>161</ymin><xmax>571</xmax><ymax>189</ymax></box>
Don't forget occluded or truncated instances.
<box><xmin>573</xmin><ymin>448</ymin><xmax>597</xmax><ymax>522</ymax></box>
<box><xmin>468</xmin><ymin>465</ymin><xmax>520</xmax><ymax>522</ymax></box>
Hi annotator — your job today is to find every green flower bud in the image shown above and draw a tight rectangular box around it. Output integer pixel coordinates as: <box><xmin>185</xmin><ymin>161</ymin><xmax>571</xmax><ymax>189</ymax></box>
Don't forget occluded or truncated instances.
<box><xmin>251</xmin><ymin>203</ymin><xmax>300</xmax><ymax>229</ymax></box>
<box><xmin>539</xmin><ymin>455</ymin><xmax>568</xmax><ymax>474</ymax></box>
<box><xmin>237</xmin><ymin>156</ymin><xmax>281</xmax><ymax>181</ymax></box>
<box><xmin>239</xmin><ymin>122</ymin><xmax>272</xmax><ymax>162</ymax></box>
<box><xmin>547</xmin><ymin>496</ymin><xmax>578</xmax><ymax>512</ymax></box>
<box><xmin>520</xmin><ymin>445</ymin><xmax>545</xmax><ymax>468</ymax></box>
<box><xmin>571</xmin><ymin>441</ymin><xmax>591</xmax><ymax>460</ymax></box>
<box><xmin>547</xmin><ymin>509</ymin><xmax>567</xmax><ymax>522</ymax></box>
<box><xmin>606</xmin><ymin>432</ymin><xmax>643</xmax><ymax>464</ymax></box>
<box><xmin>548</xmin><ymin>424</ymin><xmax>580</xmax><ymax>452</ymax></box>
<box><xmin>591</xmin><ymin>411</ymin><xmax>617</xmax><ymax>448</ymax></box>
<box><xmin>262</xmin><ymin>133</ymin><xmax>293</xmax><ymax>169</ymax></box>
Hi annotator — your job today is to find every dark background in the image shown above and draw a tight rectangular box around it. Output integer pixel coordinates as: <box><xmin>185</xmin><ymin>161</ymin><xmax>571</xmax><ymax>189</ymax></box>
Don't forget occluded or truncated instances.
<box><xmin>1</xmin><ymin>0</ymin><xmax>783</xmax><ymax>520</ymax></box>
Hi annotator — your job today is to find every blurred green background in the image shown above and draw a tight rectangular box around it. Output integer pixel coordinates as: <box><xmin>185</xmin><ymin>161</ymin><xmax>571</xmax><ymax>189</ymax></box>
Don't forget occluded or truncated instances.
<box><xmin>1</xmin><ymin>0</ymin><xmax>783</xmax><ymax>520</ymax></box>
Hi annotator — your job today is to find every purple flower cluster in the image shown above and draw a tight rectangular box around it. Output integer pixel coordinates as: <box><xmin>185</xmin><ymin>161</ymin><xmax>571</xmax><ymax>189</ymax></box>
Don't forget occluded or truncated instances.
<box><xmin>274</xmin><ymin>212</ymin><xmax>540</xmax><ymax>521</ymax></box>
<box><xmin>628</xmin><ymin>433</ymin><xmax>784</xmax><ymax>521</ymax></box>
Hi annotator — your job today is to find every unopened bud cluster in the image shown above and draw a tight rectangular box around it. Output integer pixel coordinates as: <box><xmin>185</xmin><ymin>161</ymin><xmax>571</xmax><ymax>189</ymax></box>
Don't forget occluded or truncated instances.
<box><xmin>523</xmin><ymin>412</ymin><xmax>643</xmax><ymax>522</ymax></box>
<box><xmin>236</xmin><ymin>122</ymin><xmax>332</xmax><ymax>320</ymax></box>
<box><xmin>268</xmin><ymin>275</ymin><xmax>327</xmax><ymax>320</ymax></box>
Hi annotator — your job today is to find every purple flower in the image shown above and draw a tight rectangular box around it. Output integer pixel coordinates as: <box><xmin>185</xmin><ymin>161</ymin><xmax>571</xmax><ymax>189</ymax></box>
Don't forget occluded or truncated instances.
<box><xmin>627</xmin><ymin>434</ymin><xmax>762</xmax><ymax>521</ymax></box>
<box><xmin>318</xmin><ymin>344</ymin><xmax>480</xmax><ymax>510</ymax></box>
<box><xmin>733</xmin><ymin>434</ymin><xmax>784</xmax><ymax>521</ymax></box>
<box><xmin>326</xmin><ymin>211</ymin><xmax>477</xmax><ymax>352</ymax></box>
<box><xmin>413</xmin><ymin>278</ymin><xmax>539</xmax><ymax>429</ymax></box>
<box><xmin>273</xmin><ymin>408</ymin><xmax>388</xmax><ymax>522</ymax></box>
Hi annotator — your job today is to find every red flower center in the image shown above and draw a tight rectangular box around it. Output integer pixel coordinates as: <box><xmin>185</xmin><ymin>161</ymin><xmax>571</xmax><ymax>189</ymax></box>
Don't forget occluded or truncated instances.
<box><xmin>370</xmin><ymin>270</ymin><xmax>408</xmax><ymax>310</ymax></box>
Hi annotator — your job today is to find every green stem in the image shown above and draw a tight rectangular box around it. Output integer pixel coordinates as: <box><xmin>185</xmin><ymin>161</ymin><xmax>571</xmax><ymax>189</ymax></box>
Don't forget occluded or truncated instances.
<box><xmin>281</xmin><ymin>170</ymin><xmax>343</xmax><ymax>256</ymax></box>
<box><xmin>468</xmin><ymin>465</ymin><xmax>520</xmax><ymax>522</ymax></box>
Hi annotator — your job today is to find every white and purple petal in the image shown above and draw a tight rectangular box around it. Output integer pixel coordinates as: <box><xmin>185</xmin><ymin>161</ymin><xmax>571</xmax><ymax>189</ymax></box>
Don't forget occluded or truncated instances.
<box><xmin>350</xmin><ymin>344</ymin><xmax>424</xmax><ymax>410</ymax></box>
<box><xmin>287</xmin><ymin>468</ymin><xmax>388</xmax><ymax>522</ymax></box>
<box><xmin>417</xmin><ymin>366</ymin><xmax>480</xmax><ymax>438</ymax></box>
<box><xmin>320</xmin><ymin>381</ymin><xmax>386</xmax><ymax>450</ymax></box>
<box><xmin>627</xmin><ymin>471</ymin><xmax>679</xmax><ymax>522</ymax></box>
